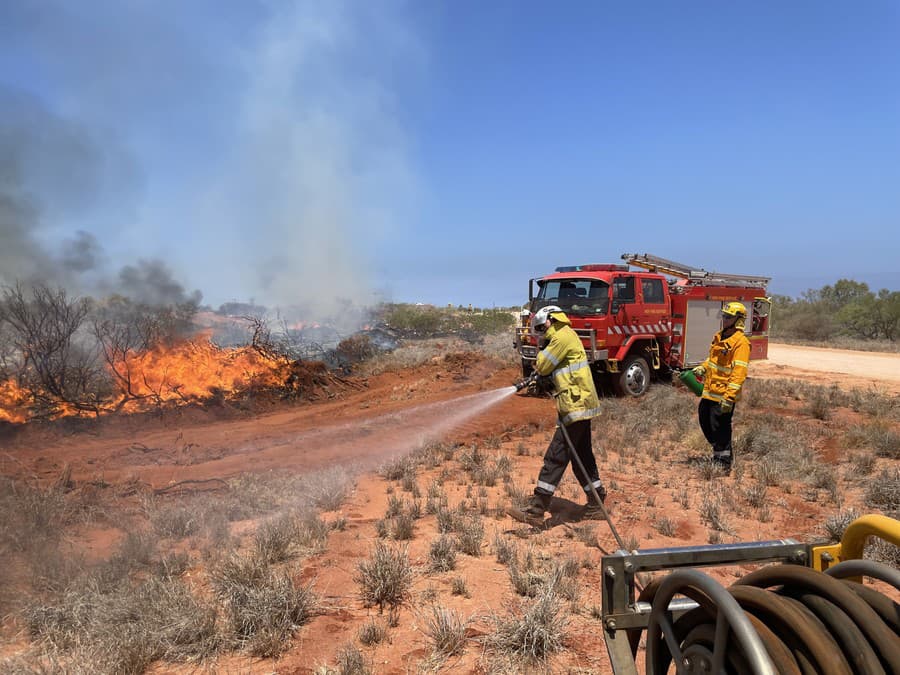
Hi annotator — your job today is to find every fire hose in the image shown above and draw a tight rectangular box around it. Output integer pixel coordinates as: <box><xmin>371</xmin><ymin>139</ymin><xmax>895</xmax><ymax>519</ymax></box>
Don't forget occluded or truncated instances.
<box><xmin>556</xmin><ymin>415</ymin><xmax>627</xmax><ymax>552</ymax></box>
<box><xmin>514</xmin><ymin>372</ymin><xmax>628</xmax><ymax>552</ymax></box>
<box><xmin>633</xmin><ymin>560</ymin><xmax>900</xmax><ymax>674</ymax></box>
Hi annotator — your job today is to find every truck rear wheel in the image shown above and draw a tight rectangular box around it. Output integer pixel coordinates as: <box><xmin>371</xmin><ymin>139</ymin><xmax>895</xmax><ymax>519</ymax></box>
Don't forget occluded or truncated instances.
<box><xmin>614</xmin><ymin>355</ymin><xmax>650</xmax><ymax>397</ymax></box>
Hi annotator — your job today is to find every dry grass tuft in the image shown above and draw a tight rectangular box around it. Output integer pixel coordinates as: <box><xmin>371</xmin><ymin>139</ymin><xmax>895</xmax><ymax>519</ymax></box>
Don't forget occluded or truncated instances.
<box><xmin>486</xmin><ymin>579</ymin><xmax>568</xmax><ymax>660</ymax></box>
<box><xmin>357</xmin><ymin>619</ymin><xmax>387</xmax><ymax>646</ymax></box>
<box><xmin>423</xmin><ymin>605</ymin><xmax>469</xmax><ymax>656</ymax></box>
<box><xmin>450</xmin><ymin>576</ymin><xmax>470</xmax><ymax>597</ymax></box>
<box><xmin>254</xmin><ymin>512</ymin><xmax>300</xmax><ymax>563</ymax></box>
<box><xmin>865</xmin><ymin>469</ymin><xmax>900</xmax><ymax>512</ymax></box>
<box><xmin>428</xmin><ymin>535</ymin><xmax>457</xmax><ymax>573</ymax></box>
<box><xmin>0</xmin><ymin>478</ymin><xmax>69</xmax><ymax>555</ymax></box>
<box><xmin>391</xmin><ymin>512</ymin><xmax>415</xmax><ymax>541</ymax></box>
<box><xmin>493</xmin><ymin>531</ymin><xmax>518</xmax><ymax>564</ymax></box>
<box><xmin>653</xmin><ymin>516</ymin><xmax>677</xmax><ymax>537</ymax></box>
<box><xmin>333</xmin><ymin>642</ymin><xmax>371</xmax><ymax>675</ymax></box>
<box><xmin>699</xmin><ymin>492</ymin><xmax>731</xmax><ymax>534</ymax></box>
<box><xmin>822</xmin><ymin>508</ymin><xmax>862</xmax><ymax>543</ymax></box>
<box><xmin>354</xmin><ymin>541</ymin><xmax>413</xmax><ymax>612</ymax></box>
<box><xmin>845</xmin><ymin>421</ymin><xmax>900</xmax><ymax>460</ymax></box>
<box><xmin>307</xmin><ymin>466</ymin><xmax>355</xmax><ymax>511</ymax></box>
<box><xmin>866</xmin><ymin>536</ymin><xmax>900</xmax><ymax>568</ymax></box>
<box><xmin>25</xmin><ymin>574</ymin><xmax>221</xmax><ymax>672</ymax></box>
<box><xmin>455</xmin><ymin>514</ymin><xmax>484</xmax><ymax>556</ymax></box>
<box><xmin>209</xmin><ymin>551</ymin><xmax>316</xmax><ymax>657</ymax></box>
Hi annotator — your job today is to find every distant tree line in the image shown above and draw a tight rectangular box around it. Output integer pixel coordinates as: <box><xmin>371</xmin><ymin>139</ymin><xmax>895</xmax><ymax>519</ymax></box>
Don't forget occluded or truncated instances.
<box><xmin>770</xmin><ymin>279</ymin><xmax>900</xmax><ymax>343</ymax></box>
<box><xmin>376</xmin><ymin>303</ymin><xmax>516</xmax><ymax>341</ymax></box>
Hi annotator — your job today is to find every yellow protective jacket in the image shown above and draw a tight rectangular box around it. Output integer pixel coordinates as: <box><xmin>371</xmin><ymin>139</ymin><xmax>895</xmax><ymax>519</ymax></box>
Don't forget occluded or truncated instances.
<box><xmin>700</xmin><ymin>329</ymin><xmax>751</xmax><ymax>404</ymax></box>
<box><xmin>534</xmin><ymin>315</ymin><xmax>602</xmax><ymax>424</ymax></box>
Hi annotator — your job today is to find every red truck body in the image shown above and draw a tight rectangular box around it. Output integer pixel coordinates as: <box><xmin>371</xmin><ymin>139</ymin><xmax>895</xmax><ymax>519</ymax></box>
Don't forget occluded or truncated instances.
<box><xmin>514</xmin><ymin>253</ymin><xmax>771</xmax><ymax>396</ymax></box>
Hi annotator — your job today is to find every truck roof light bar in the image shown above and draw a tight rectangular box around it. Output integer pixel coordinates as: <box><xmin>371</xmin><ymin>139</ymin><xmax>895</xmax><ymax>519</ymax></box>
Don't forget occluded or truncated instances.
<box><xmin>554</xmin><ymin>264</ymin><xmax>629</xmax><ymax>272</ymax></box>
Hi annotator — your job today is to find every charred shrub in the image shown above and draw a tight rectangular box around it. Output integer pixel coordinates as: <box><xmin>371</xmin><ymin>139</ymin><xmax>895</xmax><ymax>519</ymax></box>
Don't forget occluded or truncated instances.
<box><xmin>0</xmin><ymin>284</ymin><xmax>110</xmax><ymax>418</ymax></box>
<box><xmin>334</xmin><ymin>334</ymin><xmax>377</xmax><ymax>367</ymax></box>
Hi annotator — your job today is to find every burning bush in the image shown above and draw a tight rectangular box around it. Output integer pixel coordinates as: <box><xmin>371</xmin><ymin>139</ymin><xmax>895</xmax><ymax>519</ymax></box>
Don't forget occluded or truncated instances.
<box><xmin>0</xmin><ymin>284</ymin><xmax>109</xmax><ymax>421</ymax></box>
<box><xmin>0</xmin><ymin>284</ymin><xmax>354</xmax><ymax>424</ymax></box>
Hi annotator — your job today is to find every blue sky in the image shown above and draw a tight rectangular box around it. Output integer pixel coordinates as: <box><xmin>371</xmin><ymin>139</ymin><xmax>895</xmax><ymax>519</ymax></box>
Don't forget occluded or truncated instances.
<box><xmin>1</xmin><ymin>1</ymin><xmax>898</xmax><ymax>311</ymax></box>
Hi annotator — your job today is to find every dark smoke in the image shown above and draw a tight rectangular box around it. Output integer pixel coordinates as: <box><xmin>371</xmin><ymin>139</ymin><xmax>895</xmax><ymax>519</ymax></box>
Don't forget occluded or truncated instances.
<box><xmin>0</xmin><ymin>90</ymin><xmax>56</xmax><ymax>286</ymax></box>
<box><xmin>60</xmin><ymin>231</ymin><xmax>103</xmax><ymax>274</ymax></box>
<box><xmin>0</xmin><ymin>87</ymin><xmax>200</xmax><ymax>306</ymax></box>
<box><xmin>115</xmin><ymin>260</ymin><xmax>202</xmax><ymax>307</ymax></box>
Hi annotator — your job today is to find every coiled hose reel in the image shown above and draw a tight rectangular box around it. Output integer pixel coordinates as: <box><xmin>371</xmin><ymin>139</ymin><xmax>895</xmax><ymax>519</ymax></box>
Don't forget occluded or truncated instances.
<box><xmin>601</xmin><ymin>515</ymin><xmax>900</xmax><ymax>674</ymax></box>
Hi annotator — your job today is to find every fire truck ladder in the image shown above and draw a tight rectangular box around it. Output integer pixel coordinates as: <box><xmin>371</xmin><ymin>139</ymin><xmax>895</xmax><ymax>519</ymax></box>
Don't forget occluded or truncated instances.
<box><xmin>621</xmin><ymin>253</ymin><xmax>770</xmax><ymax>289</ymax></box>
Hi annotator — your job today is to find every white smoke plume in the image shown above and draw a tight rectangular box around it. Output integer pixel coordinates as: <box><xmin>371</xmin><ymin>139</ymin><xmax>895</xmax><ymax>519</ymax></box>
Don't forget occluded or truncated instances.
<box><xmin>0</xmin><ymin>1</ymin><xmax>421</xmax><ymax>322</ymax></box>
<box><xmin>198</xmin><ymin>2</ymin><xmax>418</xmax><ymax>319</ymax></box>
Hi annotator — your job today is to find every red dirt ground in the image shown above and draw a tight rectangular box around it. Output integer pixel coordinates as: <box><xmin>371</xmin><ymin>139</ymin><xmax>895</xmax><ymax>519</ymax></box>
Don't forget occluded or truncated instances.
<box><xmin>1</xmin><ymin>344</ymin><xmax>897</xmax><ymax>673</ymax></box>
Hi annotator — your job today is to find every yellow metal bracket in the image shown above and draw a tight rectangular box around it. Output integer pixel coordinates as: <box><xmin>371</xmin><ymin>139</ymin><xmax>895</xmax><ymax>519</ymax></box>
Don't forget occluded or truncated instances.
<box><xmin>812</xmin><ymin>514</ymin><xmax>900</xmax><ymax>571</ymax></box>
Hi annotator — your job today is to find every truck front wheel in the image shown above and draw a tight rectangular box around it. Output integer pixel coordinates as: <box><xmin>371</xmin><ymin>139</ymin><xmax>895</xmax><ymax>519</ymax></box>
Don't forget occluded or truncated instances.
<box><xmin>521</xmin><ymin>359</ymin><xmax>534</xmax><ymax>378</ymax></box>
<box><xmin>614</xmin><ymin>355</ymin><xmax>650</xmax><ymax>397</ymax></box>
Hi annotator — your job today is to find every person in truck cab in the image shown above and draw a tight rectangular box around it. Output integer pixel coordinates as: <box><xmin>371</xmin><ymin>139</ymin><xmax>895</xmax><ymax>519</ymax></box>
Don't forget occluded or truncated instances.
<box><xmin>692</xmin><ymin>302</ymin><xmax>751</xmax><ymax>473</ymax></box>
<box><xmin>516</xmin><ymin>305</ymin><xmax>607</xmax><ymax>523</ymax></box>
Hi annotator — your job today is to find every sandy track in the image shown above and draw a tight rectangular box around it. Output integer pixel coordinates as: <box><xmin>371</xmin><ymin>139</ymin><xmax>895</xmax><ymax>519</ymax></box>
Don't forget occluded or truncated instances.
<box><xmin>754</xmin><ymin>342</ymin><xmax>900</xmax><ymax>393</ymax></box>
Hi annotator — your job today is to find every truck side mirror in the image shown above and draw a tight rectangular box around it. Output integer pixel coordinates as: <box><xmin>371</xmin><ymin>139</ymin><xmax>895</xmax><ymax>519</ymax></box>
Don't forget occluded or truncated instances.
<box><xmin>611</xmin><ymin>302</ymin><xmax>620</xmax><ymax>315</ymax></box>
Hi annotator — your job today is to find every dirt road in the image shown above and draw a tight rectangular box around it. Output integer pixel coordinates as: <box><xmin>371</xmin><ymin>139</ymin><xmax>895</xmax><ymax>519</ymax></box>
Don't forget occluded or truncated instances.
<box><xmin>755</xmin><ymin>342</ymin><xmax>900</xmax><ymax>394</ymax></box>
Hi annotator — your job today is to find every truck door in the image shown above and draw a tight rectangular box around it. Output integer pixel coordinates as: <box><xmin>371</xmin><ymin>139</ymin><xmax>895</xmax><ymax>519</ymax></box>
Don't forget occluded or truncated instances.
<box><xmin>638</xmin><ymin>276</ymin><xmax>668</xmax><ymax>334</ymax></box>
<box><xmin>610</xmin><ymin>275</ymin><xmax>636</xmax><ymax>341</ymax></box>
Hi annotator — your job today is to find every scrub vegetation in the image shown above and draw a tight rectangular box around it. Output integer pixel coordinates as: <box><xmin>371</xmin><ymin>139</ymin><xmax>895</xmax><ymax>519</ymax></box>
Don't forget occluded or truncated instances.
<box><xmin>376</xmin><ymin>303</ymin><xmax>517</xmax><ymax>341</ymax></box>
<box><xmin>771</xmin><ymin>278</ymin><xmax>900</xmax><ymax>348</ymax></box>
<box><xmin>1</xmin><ymin>327</ymin><xmax>898</xmax><ymax>673</ymax></box>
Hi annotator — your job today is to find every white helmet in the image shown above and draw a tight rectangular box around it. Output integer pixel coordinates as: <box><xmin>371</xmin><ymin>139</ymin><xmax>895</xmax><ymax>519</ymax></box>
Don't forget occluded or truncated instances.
<box><xmin>530</xmin><ymin>305</ymin><xmax>563</xmax><ymax>333</ymax></box>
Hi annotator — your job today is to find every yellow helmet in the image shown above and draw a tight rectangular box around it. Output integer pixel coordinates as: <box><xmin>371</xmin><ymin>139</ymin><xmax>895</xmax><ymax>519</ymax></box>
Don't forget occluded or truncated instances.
<box><xmin>721</xmin><ymin>301</ymin><xmax>747</xmax><ymax>319</ymax></box>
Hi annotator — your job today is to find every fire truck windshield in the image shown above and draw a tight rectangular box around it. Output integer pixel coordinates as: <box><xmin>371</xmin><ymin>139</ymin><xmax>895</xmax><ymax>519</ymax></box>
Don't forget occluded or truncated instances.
<box><xmin>533</xmin><ymin>279</ymin><xmax>609</xmax><ymax>315</ymax></box>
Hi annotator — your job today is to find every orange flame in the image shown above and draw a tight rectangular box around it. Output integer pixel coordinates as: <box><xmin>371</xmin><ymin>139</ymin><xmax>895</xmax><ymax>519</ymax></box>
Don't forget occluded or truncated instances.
<box><xmin>0</xmin><ymin>379</ymin><xmax>28</xmax><ymax>424</ymax></box>
<box><xmin>0</xmin><ymin>337</ymin><xmax>289</xmax><ymax>424</ymax></box>
<box><xmin>108</xmin><ymin>339</ymin><xmax>286</xmax><ymax>412</ymax></box>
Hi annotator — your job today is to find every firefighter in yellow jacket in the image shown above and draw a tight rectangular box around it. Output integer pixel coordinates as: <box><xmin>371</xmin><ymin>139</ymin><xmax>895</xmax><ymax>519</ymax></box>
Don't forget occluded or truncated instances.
<box><xmin>693</xmin><ymin>302</ymin><xmax>751</xmax><ymax>472</ymax></box>
<box><xmin>517</xmin><ymin>305</ymin><xmax>605</xmax><ymax>523</ymax></box>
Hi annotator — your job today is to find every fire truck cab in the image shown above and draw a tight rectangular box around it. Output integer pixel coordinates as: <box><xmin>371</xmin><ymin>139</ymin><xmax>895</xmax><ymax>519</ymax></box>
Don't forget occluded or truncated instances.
<box><xmin>515</xmin><ymin>253</ymin><xmax>771</xmax><ymax>396</ymax></box>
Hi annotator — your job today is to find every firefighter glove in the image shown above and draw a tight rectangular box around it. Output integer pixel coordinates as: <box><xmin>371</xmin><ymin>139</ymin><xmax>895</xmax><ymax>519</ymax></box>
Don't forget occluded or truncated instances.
<box><xmin>720</xmin><ymin>399</ymin><xmax>734</xmax><ymax>414</ymax></box>
<box><xmin>535</xmin><ymin>374</ymin><xmax>554</xmax><ymax>394</ymax></box>
<box><xmin>692</xmin><ymin>365</ymin><xmax>706</xmax><ymax>378</ymax></box>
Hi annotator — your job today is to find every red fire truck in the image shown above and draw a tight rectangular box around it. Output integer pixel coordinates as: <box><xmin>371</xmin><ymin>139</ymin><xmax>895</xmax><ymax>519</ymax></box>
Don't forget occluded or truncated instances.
<box><xmin>514</xmin><ymin>253</ymin><xmax>772</xmax><ymax>396</ymax></box>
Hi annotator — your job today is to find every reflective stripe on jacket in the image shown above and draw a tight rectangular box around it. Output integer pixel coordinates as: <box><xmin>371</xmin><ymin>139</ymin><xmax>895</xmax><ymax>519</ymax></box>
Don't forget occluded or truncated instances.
<box><xmin>700</xmin><ymin>329</ymin><xmax>751</xmax><ymax>403</ymax></box>
<box><xmin>534</xmin><ymin>316</ymin><xmax>601</xmax><ymax>424</ymax></box>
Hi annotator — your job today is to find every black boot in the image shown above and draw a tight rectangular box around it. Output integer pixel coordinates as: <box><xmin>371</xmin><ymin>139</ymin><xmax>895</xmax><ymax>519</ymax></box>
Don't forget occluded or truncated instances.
<box><xmin>583</xmin><ymin>485</ymin><xmax>608</xmax><ymax>520</ymax></box>
<box><xmin>712</xmin><ymin>454</ymin><xmax>733</xmax><ymax>474</ymax></box>
<box><xmin>523</xmin><ymin>493</ymin><xmax>550</xmax><ymax>518</ymax></box>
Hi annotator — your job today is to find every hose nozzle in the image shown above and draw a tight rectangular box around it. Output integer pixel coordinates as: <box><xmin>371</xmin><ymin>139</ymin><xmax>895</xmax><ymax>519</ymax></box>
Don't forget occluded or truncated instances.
<box><xmin>514</xmin><ymin>372</ymin><xmax>537</xmax><ymax>392</ymax></box>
